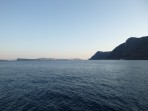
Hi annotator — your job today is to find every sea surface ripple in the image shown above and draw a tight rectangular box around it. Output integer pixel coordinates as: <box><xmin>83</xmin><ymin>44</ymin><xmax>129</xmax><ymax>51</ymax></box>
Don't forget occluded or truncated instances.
<box><xmin>0</xmin><ymin>60</ymin><xmax>148</xmax><ymax>111</ymax></box>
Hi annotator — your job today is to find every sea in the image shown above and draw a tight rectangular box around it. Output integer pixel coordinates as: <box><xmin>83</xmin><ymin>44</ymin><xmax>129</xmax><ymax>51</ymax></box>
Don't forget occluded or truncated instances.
<box><xmin>0</xmin><ymin>60</ymin><xmax>148</xmax><ymax>111</ymax></box>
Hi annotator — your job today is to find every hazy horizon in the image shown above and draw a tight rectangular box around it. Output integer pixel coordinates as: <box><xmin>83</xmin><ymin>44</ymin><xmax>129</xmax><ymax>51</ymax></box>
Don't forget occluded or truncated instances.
<box><xmin>1</xmin><ymin>0</ymin><xmax>148</xmax><ymax>60</ymax></box>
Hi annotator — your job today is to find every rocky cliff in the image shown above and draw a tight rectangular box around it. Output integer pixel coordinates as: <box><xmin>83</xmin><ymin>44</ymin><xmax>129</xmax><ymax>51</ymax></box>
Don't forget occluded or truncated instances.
<box><xmin>90</xmin><ymin>36</ymin><xmax>148</xmax><ymax>60</ymax></box>
<box><xmin>89</xmin><ymin>51</ymin><xmax>110</xmax><ymax>60</ymax></box>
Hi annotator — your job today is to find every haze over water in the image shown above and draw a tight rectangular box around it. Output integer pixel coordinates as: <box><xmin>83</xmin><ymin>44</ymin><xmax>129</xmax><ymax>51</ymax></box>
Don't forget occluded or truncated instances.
<box><xmin>0</xmin><ymin>60</ymin><xmax>148</xmax><ymax>111</ymax></box>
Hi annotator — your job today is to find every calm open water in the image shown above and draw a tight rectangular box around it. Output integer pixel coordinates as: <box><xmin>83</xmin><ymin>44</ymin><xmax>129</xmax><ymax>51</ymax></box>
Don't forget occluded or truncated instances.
<box><xmin>0</xmin><ymin>60</ymin><xmax>148</xmax><ymax>111</ymax></box>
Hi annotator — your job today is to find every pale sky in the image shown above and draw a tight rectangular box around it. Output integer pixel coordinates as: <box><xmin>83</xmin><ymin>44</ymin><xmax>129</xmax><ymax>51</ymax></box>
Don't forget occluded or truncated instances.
<box><xmin>0</xmin><ymin>0</ymin><xmax>148</xmax><ymax>60</ymax></box>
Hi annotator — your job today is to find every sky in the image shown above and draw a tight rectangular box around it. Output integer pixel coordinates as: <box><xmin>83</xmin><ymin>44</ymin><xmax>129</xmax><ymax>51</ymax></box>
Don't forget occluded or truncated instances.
<box><xmin>0</xmin><ymin>0</ymin><xmax>148</xmax><ymax>60</ymax></box>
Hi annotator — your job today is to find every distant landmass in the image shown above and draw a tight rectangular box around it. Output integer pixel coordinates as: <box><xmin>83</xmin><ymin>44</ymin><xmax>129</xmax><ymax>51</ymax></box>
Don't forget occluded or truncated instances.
<box><xmin>17</xmin><ymin>58</ymin><xmax>82</xmax><ymax>61</ymax></box>
<box><xmin>0</xmin><ymin>60</ymin><xmax>8</xmax><ymax>62</ymax></box>
<box><xmin>90</xmin><ymin>36</ymin><xmax>148</xmax><ymax>60</ymax></box>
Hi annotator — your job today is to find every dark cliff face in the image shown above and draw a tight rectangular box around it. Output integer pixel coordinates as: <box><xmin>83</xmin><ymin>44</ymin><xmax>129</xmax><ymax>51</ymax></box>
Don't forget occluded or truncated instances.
<box><xmin>89</xmin><ymin>51</ymin><xmax>110</xmax><ymax>60</ymax></box>
<box><xmin>90</xmin><ymin>36</ymin><xmax>148</xmax><ymax>60</ymax></box>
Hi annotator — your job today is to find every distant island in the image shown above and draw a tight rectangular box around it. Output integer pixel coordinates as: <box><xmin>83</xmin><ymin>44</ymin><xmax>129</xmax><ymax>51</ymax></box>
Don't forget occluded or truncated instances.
<box><xmin>90</xmin><ymin>36</ymin><xmax>148</xmax><ymax>60</ymax></box>
<box><xmin>17</xmin><ymin>58</ymin><xmax>82</xmax><ymax>61</ymax></box>
<box><xmin>0</xmin><ymin>60</ymin><xmax>8</xmax><ymax>62</ymax></box>
<box><xmin>0</xmin><ymin>58</ymin><xmax>82</xmax><ymax>62</ymax></box>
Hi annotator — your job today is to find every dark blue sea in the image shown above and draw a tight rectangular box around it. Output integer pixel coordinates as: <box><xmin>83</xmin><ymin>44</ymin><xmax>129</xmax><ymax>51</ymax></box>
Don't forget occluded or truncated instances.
<box><xmin>0</xmin><ymin>60</ymin><xmax>148</xmax><ymax>111</ymax></box>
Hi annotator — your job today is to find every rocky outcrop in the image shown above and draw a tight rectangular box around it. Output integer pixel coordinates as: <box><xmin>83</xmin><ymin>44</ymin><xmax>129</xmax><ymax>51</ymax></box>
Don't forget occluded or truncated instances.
<box><xmin>90</xmin><ymin>51</ymin><xmax>110</xmax><ymax>60</ymax></box>
<box><xmin>90</xmin><ymin>36</ymin><xmax>148</xmax><ymax>60</ymax></box>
